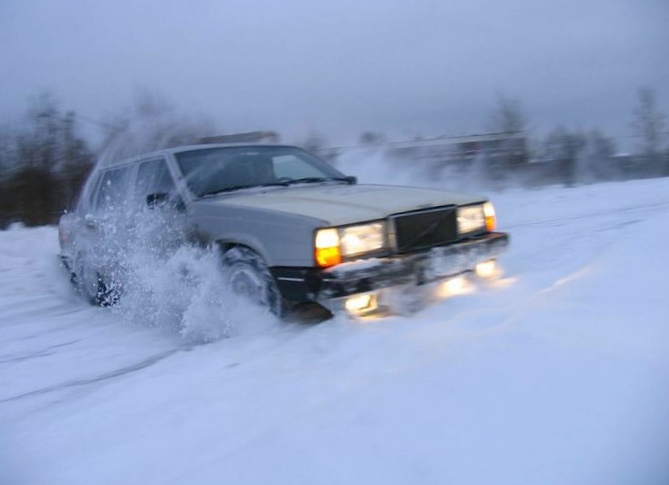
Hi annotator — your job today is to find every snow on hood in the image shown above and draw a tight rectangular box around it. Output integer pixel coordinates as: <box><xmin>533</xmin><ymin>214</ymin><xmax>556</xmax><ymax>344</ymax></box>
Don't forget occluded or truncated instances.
<box><xmin>201</xmin><ymin>183</ymin><xmax>486</xmax><ymax>225</ymax></box>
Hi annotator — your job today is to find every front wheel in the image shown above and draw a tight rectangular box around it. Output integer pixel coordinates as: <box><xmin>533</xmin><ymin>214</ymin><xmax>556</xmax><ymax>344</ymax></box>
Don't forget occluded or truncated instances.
<box><xmin>221</xmin><ymin>246</ymin><xmax>285</xmax><ymax>317</ymax></box>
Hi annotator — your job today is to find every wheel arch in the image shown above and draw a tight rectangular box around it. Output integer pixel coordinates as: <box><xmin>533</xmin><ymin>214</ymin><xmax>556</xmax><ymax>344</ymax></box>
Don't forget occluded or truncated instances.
<box><xmin>215</xmin><ymin>238</ymin><xmax>271</xmax><ymax>266</ymax></box>
<box><xmin>218</xmin><ymin>241</ymin><xmax>288</xmax><ymax>317</ymax></box>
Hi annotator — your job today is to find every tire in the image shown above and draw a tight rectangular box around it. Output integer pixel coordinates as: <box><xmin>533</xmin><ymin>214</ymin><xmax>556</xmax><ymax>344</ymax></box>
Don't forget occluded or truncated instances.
<box><xmin>221</xmin><ymin>246</ymin><xmax>285</xmax><ymax>317</ymax></box>
<box><xmin>73</xmin><ymin>253</ymin><xmax>118</xmax><ymax>307</ymax></box>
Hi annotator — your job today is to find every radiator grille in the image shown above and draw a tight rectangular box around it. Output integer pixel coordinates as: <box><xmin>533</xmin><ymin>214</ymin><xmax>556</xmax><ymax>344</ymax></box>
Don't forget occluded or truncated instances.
<box><xmin>391</xmin><ymin>206</ymin><xmax>458</xmax><ymax>253</ymax></box>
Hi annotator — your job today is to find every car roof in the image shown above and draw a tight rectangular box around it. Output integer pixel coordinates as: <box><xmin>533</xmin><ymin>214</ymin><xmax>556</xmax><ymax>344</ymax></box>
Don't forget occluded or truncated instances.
<box><xmin>101</xmin><ymin>143</ymin><xmax>300</xmax><ymax>169</ymax></box>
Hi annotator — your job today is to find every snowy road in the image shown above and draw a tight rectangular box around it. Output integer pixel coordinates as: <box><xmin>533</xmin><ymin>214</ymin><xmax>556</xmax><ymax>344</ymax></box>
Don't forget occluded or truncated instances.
<box><xmin>2</xmin><ymin>178</ymin><xmax>669</xmax><ymax>484</ymax></box>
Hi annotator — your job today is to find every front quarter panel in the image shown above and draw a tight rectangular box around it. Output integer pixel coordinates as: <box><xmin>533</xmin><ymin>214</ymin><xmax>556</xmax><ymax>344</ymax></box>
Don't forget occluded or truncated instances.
<box><xmin>190</xmin><ymin>200</ymin><xmax>326</xmax><ymax>267</ymax></box>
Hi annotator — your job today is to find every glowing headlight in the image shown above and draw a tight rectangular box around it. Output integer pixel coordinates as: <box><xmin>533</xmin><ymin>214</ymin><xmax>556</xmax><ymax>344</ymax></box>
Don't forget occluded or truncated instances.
<box><xmin>341</xmin><ymin>222</ymin><xmax>385</xmax><ymax>257</ymax></box>
<box><xmin>457</xmin><ymin>205</ymin><xmax>486</xmax><ymax>234</ymax></box>
<box><xmin>315</xmin><ymin>222</ymin><xmax>386</xmax><ymax>267</ymax></box>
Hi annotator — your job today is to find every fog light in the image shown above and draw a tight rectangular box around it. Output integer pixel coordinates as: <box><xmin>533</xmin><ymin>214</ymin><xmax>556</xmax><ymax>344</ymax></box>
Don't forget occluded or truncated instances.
<box><xmin>437</xmin><ymin>276</ymin><xmax>468</xmax><ymax>298</ymax></box>
<box><xmin>345</xmin><ymin>293</ymin><xmax>378</xmax><ymax>314</ymax></box>
<box><xmin>475</xmin><ymin>259</ymin><xmax>497</xmax><ymax>278</ymax></box>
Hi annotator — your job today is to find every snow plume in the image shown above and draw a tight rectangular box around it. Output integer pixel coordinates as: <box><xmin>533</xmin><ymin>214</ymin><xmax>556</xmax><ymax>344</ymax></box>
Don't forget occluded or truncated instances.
<box><xmin>335</xmin><ymin>146</ymin><xmax>439</xmax><ymax>188</ymax></box>
<box><xmin>96</xmin><ymin>91</ymin><xmax>214</xmax><ymax>168</ymax></box>
<box><xmin>333</xmin><ymin>145</ymin><xmax>501</xmax><ymax>192</ymax></box>
<box><xmin>96</xmin><ymin>209</ymin><xmax>275</xmax><ymax>343</ymax></box>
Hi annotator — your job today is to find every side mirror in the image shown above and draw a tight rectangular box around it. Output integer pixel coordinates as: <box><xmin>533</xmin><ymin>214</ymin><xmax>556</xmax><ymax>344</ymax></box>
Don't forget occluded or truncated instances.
<box><xmin>345</xmin><ymin>175</ymin><xmax>357</xmax><ymax>185</ymax></box>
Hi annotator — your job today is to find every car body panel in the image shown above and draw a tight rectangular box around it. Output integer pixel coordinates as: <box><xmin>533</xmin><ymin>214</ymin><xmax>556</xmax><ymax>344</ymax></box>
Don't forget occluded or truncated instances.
<box><xmin>190</xmin><ymin>201</ymin><xmax>325</xmax><ymax>266</ymax></box>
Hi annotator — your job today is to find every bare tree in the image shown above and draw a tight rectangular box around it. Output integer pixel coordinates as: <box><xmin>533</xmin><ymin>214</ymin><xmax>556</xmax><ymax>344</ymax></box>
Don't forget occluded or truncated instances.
<box><xmin>0</xmin><ymin>124</ymin><xmax>17</xmax><ymax>177</ymax></box>
<box><xmin>0</xmin><ymin>91</ymin><xmax>95</xmax><ymax>226</ymax></box>
<box><xmin>59</xmin><ymin>111</ymin><xmax>95</xmax><ymax>208</ymax></box>
<box><xmin>632</xmin><ymin>87</ymin><xmax>667</xmax><ymax>165</ymax></box>
<box><xmin>21</xmin><ymin>91</ymin><xmax>61</xmax><ymax>171</ymax></box>
<box><xmin>487</xmin><ymin>94</ymin><xmax>530</xmax><ymax>174</ymax></box>
<box><xmin>543</xmin><ymin>126</ymin><xmax>587</xmax><ymax>187</ymax></box>
<box><xmin>577</xmin><ymin>130</ymin><xmax>618</xmax><ymax>183</ymax></box>
<box><xmin>300</xmin><ymin>130</ymin><xmax>328</xmax><ymax>154</ymax></box>
<box><xmin>488</xmin><ymin>94</ymin><xmax>528</xmax><ymax>135</ymax></box>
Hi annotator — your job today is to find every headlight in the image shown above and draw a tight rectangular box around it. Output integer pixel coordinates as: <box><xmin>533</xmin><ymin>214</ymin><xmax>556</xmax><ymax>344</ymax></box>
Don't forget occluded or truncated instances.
<box><xmin>457</xmin><ymin>205</ymin><xmax>486</xmax><ymax>235</ymax></box>
<box><xmin>341</xmin><ymin>222</ymin><xmax>385</xmax><ymax>257</ymax></box>
<box><xmin>315</xmin><ymin>222</ymin><xmax>386</xmax><ymax>267</ymax></box>
<box><xmin>457</xmin><ymin>202</ymin><xmax>497</xmax><ymax>235</ymax></box>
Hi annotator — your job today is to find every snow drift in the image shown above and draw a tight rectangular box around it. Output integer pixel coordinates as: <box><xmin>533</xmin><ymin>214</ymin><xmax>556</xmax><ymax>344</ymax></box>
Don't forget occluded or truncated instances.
<box><xmin>1</xmin><ymin>178</ymin><xmax>669</xmax><ymax>484</ymax></box>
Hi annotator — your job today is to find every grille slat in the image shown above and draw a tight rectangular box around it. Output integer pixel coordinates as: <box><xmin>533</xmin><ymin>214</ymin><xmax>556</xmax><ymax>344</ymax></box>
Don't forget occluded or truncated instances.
<box><xmin>391</xmin><ymin>206</ymin><xmax>458</xmax><ymax>254</ymax></box>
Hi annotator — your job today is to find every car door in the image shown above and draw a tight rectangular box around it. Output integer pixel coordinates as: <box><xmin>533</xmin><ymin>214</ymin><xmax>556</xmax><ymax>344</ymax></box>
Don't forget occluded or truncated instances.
<box><xmin>134</xmin><ymin>157</ymin><xmax>180</xmax><ymax>209</ymax></box>
<box><xmin>132</xmin><ymin>156</ymin><xmax>191</xmax><ymax>248</ymax></box>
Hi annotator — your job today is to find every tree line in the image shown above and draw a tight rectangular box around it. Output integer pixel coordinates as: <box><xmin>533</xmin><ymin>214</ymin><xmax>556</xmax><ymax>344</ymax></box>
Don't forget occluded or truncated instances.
<box><xmin>0</xmin><ymin>91</ymin><xmax>213</xmax><ymax>228</ymax></box>
<box><xmin>0</xmin><ymin>93</ymin><xmax>94</xmax><ymax>227</ymax></box>
<box><xmin>0</xmin><ymin>88</ymin><xmax>667</xmax><ymax>228</ymax></box>
<box><xmin>344</xmin><ymin>89</ymin><xmax>668</xmax><ymax>189</ymax></box>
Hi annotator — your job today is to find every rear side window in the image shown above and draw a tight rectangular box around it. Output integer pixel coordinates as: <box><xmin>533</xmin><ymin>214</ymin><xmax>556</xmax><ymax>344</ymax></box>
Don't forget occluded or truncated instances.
<box><xmin>135</xmin><ymin>158</ymin><xmax>176</xmax><ymax>206</ymax></box>
<box><xmin>94</xmin><ymin>166</ymin><xmax>133</xmax><ymax>213</ymax></box>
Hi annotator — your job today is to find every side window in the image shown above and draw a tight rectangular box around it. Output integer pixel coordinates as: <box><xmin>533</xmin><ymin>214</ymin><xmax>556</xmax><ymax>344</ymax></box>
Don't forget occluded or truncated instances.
<box><xmin>135</xmin><ymin>158</ymin><xmax>176</xmax><ymax>207</ymax></box>
<box><xmin>94</xmin><ymin>166</ymin><xmax>133</xmax><ymax>213</ymax></box>
<box><xmin>84</xmin><ymin>173</ymin><xmax>103</xmax><ymax>209</ymax></box>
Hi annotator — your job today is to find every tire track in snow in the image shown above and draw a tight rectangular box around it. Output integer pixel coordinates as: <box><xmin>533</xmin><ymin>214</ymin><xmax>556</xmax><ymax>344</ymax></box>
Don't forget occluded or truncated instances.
<box><xmin>0</xmin><ymin>349</ymin><xmax>181</xmax><ymax>404</ymax></box>
<box><xmin>0</xmin><ymin>339</ymin><xmax>82</xmax><ymax>365</ymax></box>
<box><xmin>504</xmin><ymin>199</ymin><xmax>669</xmax><ymax>230</ymax></box>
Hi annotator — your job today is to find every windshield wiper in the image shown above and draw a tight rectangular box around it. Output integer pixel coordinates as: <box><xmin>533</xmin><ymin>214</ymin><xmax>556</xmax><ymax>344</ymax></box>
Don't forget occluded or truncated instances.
<box><xmin>200</xmin><ymin>184</ymin><xmax>254</xmax><ymax>197</ymax></box>
<box><xmin>199</xmin><ymin>181</ymin><xmax>290</xmax><ymax>198</ymax></box>
<box><xmin>198</xmin><ymin>177</ymin><xmax>355</xmax><ymax>197</ymax></box>
<box><xmin>286</xmin><ymin>176</ymin><xmax>356</xmax><ymax>186</ymax></box>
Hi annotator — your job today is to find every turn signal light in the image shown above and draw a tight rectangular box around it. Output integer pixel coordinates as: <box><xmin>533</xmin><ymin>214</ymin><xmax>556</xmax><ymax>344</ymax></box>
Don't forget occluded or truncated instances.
<box><xmin>315</xmin><ymin>246</ymin><xmax>342</xmax><ymax>267</ymax></box>
<box><xmin>483</xmin><ymin>202</ymin><xmax>497</xmax><ymax>232</ymax></box>
<box><xmin>315</xmin><ymin>228</ymin><xmax>342</xmax><ymax>267</ymax></box>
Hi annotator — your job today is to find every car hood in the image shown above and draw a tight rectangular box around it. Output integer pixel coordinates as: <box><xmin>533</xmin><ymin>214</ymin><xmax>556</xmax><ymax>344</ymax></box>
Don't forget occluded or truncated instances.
<box><xmin>202</xmin><ymin>183</ymin><xmax>485</xmax><ymax>226</ymax></box>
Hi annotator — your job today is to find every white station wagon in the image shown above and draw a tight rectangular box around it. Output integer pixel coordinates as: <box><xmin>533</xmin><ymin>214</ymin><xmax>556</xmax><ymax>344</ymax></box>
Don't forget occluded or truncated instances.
<box><xmin>58</xmin><ymin>143</ymin><xmax>509</xmax><ymax>318</ymax></box>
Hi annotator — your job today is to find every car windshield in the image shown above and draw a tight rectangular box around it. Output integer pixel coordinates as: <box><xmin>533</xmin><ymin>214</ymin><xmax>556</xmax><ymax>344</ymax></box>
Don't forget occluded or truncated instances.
<box><xmin>175</xmin><ymin>146</ymin><xmax>351</xmax><ymax>198</ymax></box>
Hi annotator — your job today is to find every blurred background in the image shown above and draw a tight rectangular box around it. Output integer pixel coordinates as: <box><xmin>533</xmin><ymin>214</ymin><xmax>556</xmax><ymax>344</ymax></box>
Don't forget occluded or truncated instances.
<box><xmin>0</xmin><ymin>0</ymin><xmax>667</xmax><ymax>225</ymax></box>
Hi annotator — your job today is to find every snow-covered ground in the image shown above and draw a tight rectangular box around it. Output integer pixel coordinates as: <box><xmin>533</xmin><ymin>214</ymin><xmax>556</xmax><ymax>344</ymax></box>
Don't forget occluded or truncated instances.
<box><xmin>2</xmin><ymin>177</ymin><xmax>669</xmax><ymax>485</ymax></box>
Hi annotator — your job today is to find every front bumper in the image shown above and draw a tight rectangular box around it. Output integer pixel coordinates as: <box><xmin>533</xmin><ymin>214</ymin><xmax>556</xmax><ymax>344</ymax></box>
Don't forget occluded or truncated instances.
<box><xmin>272</xmin><ymin>232</ymin><xmax>509</xmax><ymax>303</ymax></box>
<box><xmin>319</xmin><ymin>231</ymin><xmax>509</xmax><ymax>299</ymax></box>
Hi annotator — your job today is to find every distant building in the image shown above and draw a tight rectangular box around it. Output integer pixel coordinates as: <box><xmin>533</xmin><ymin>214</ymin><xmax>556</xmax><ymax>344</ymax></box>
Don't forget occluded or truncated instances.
<box><xmin>198</xmin><ymin>131</ymin><xmax>280</xmax><ymax>145</ymax></box>
<box><xmin>384</xmin><ymin>132</ymin><xmax>528</xmax><ymax>166</ymax></box>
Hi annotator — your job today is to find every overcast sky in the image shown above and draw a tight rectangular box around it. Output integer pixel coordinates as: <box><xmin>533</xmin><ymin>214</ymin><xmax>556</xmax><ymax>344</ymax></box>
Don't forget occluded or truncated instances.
<box><xmin>1</xmin><ymin>0</ymin><xmax>667</xmax><ymax>148</ymax></box>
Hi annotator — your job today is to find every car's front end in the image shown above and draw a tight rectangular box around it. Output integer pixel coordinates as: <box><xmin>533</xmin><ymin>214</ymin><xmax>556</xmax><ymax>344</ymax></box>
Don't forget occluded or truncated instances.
<box><xmin>177</xmin><ymin>144</ymin><xmax>510</xmax><ymax>318</ymax></box>
<box><xmin>314</xmin><ymin>228</ymin><xmax>508</xmax><ymax>316</ymax></box>
<box><xmin>254</xmin><ymin>188</ymin><xmax>509</xmax><ymax>317</ymax></box>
